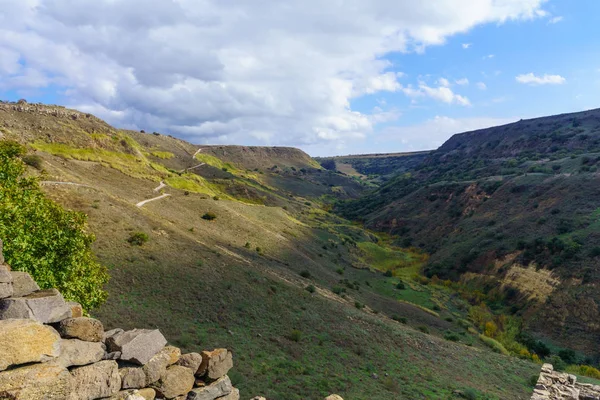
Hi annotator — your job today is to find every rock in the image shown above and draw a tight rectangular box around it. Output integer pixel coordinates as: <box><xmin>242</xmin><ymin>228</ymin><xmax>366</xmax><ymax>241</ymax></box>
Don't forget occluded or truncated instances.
<box><xmin>68</xmin><ymin>301</ymin><xmax>84</xmax><ymax>318</ymax></box>
<box><xmin>250</xmin><ymin>397</ymin><xmax>267</xmax><ymax>400</ymax></box>
<box><xmin>163</xmin><ymin>345</ymin><xmax>182</xmax><ymax>365</ymax></box>
<box><xmin>107</xmin><ymin>389</ymin><xmax>147</xmax><ymax>400</ymax></box>
<box><xmin>153</xmin><ymin>365</ymin><xmax>194</xmax><ymax>399</ymax></box>
<box><xmin>138</xmin><ymin>388</ymin><xmax>157</xmax><ymax>400</ymax></box>
<box><xmin>70</xmin><ymin>360</ymin><xmax>121</xmax><ymax>400</ymax></box>
<box><xmin>10</xmin><ymin>271</ymin><xmax>40</xmax><ymax>297</ymax></box>
<box><xmin>0</xmin><ymin>362</ymin><xmax>73</xmax><ymax>399</ymax></box>
<box><xmin>143</xmin><ymin>345</ymin><xmax>180</xmax><ymax>385</ymax></box>
<box><xmin>106</xmin><ymin>328</ymin><xmax>167</xmax><ymax>365</ymax></box>
<box><xmin>0</xmin><ymin>264</ymin><xmax>11</xmax><ymax>282</ymax></box>
<box><xmin>219</xmin><ymin>388</ymin><xmax>240</xmax><ymax>400</ymax></box>
<box><xmin>176</xmin><ymin>352</ymin><xmax>203</xmax><ymax>374</ymax></box>
<box><xmin>120</xmin><ymin>366</ymin><xmax>146</xmax><ymax>389</ymax></box>
<box><xmin>58</xmin><ymin>317</ymin><xmax>104</xmax><ymax>342</ymax></box>
<box><xmin>186</xmin><ymin>375</ymin><xmax>233</xmax><ymax>400</ymax></box>
<box><xmin>0</xmin><ymin>288</ymin><xmax>72</xmax><ymax>323</ymax></box>
<box><xmin>0</xmin><ymin>282</ymin><xmax>13</xmax><ymax>299</ymax></box>
<box><xmin>0</xmin><ymin>319</ymin><xmax>61</xmax><ymax>371</ymax></box>
<box><xmin>104</xmin><ymin>351</ymin><xmax>122</xmax><ymax>360</ymax></box>
<box><xmin>325</xmin><ymin>396</ymin><xmax>344</xmax><ymax>400</ymax></box>
<box><xmin>199</xmin><ymin>349</ymin><xmax>233</xmax><ymax>380</ymax></box>
<box><xmin>53</xmin><ymin>339</ymin><xmax>105</xmax><ymax>367</ymax></box>
<box><xmin>104</xmin><ymin>328</ymin><xmax>124</xmax><ymax>342</ymax></box>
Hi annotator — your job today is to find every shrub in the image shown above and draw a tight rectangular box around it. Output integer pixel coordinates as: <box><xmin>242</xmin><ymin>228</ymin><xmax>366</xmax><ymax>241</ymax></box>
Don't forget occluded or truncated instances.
<box><xmin>305</xmin><ymin>285</ymin><xmax>316</xmax><ymax>293</ymax></box>
<box><xmin>202</xmin><ymin>212</ymin><xmax>217</xmax><ymax>220</ymax></box>
<box><xmin>392</xmin><ymin>315</ymin><xmax>407</xmax><ymax>324</ymax></box>
<box><xmin>288</xmin><ymin>329</ymin><xmax>302</xmax><ymax>342</ymax></box>
<box><xmin>566</xmin><ymin>365</ymin><xmax>600</xmax><ymax>380</ymax></box>
<box><xmin>0</xmin><ymin>141</ymin><xmax>108</xmax><ymax>310</ymax></box>
<box><xmin>336</xmin><ymin>268</ymin><xmax>344</xmax><ymax>275</ymax></box>
<box><xmin>479</xmin><ymin>335</ymin><xmax>509</xmax><ymax>355</ymax></box>
<box><xmin>299</xmin><ymin>270</ymin><xmax>311</xmax><ymax>278</ymax></box>
<box><xmin>444</xmin><ymin>331</ymin><xmax>460</xmax><ymax>342</ymax></box>
<box><xmin>396</xmin><ymin>281</ymin><xmax>406</xmax><ymax>290</ymax></box>
<box><xmin>22</xmin><ymin>154</ymin><xmax>43</xmax><ymax>169</ymax></box>
<box><xmin>128</xmin><ymin>232</ymin><xmax>149</xmax><ymax>246</ymax></box>
<box><xmin>384</xmin><ymin>270</ymin><xmax>393</xmax><ymax>277</ymax></box>
<box><xmin>417</xmin><ymin>326</ymin><xmax>429</xmax><ymax>334</ymax></box>
<box><xmin>244</xmin><ymin>242</ymin><xmax>251</xmax><ymax>248</ymax></box>
<box><xmin>354</xmin><ymin>301</ymin><xmax>364</xmax><ymax>309</ymax></box>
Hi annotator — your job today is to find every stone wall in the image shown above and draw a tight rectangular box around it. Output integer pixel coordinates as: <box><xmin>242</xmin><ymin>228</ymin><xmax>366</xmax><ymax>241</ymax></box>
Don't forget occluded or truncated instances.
<box><xmin>531</xmin><ymin>364</ymin><xmax>600</xmax><ymax>400</ymax></box>
<box><xmin>0</xmin><ymin>100</ymin><xmax>94</xmax><ymax>121</ymax></box>
<box><xmin>0</xmin><ymin>241</ymin><xmax>342</xmax><ymax>400</ymax></box>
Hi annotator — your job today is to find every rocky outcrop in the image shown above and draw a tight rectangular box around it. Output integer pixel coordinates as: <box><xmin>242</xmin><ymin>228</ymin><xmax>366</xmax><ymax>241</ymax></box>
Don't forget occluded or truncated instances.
<box><xmin>0</xmin><ymin>243</ymin><xmax>344</xmax><ymax>400</ymax></box>
<box><xmin>531</xmin><ymin>364</ymin><xmax>600</xmax><ymax>399</ymax></box>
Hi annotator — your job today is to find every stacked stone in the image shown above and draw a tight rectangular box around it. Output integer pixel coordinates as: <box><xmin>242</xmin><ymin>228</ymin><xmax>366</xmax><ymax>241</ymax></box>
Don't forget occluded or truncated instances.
<box><xmin>531</xmin><ymin>364</ymin><xmax>600</xmax><ymax>400</ymax></box>
<box><xmin>0</xmin><ymin>246</ymin><xmax>240</xmax><ymax>400</ymax></box>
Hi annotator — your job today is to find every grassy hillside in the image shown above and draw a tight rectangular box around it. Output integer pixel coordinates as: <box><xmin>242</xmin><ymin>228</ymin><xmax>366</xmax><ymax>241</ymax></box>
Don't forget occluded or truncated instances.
<box><xmin>0</xmin><ymin>101</ymin><xmax>543</xmax><ymax>399</ymax></box>
<box><xmin>337</xmin><ymin>107</ymin><xmax>600</xmax><ymax>365</ymax></box>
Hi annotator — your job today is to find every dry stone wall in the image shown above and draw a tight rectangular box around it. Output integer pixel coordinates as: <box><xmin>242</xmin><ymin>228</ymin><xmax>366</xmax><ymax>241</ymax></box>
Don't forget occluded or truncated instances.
<box><xmin>531</xmin><ymin>364</ymin><xmax>600</xmax><ymax>400</ymax></box>
<box><xmin>0</xmin><ymin>242</ymin><xmax>343</xmax><ymax>400</ymax></box>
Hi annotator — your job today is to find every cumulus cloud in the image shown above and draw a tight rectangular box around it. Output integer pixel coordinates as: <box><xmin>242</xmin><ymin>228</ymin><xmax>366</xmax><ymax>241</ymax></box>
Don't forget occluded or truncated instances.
<box><xmin>462</xmin><ymin>43</ymin><xmax>472</xmax><ymax>49</ymax></box>
<box><xmin>0</xmin><ymin>0</ymin><xmax>546</xmax><ymax>148</ymax></box>
<box><xmin>404</xmin><ymin>83</ymin><xmax>471</xmax><ymax>106</ymax></box>
<box><xmin>438</xmin><ymin>77</ymin><xmax>451</xmax><ymax>87</ymax></box>
<box><xmin>455</xmin><ymin>78</ymin><xmax>469</xmax><ymax>85</ymax></box>
<box><xmin>476</xmin><ymin>82</ymin><xmax>487</xmax><ymax>90</ymax></box>
<box><xmin>516</xmin><ymin>73</ymin><xmax>566</xmax><ymax>85</ymax></box>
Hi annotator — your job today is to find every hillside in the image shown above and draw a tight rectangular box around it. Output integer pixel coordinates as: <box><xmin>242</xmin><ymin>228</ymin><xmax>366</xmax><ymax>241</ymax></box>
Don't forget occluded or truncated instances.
<box><xmin>0</xmin><ymin>100</ymin><xmax>542</xmax><ymax>399</ymax></box>
<box><xmin>337</xmin><ymin>107</ymin><xmax>600</xmax><ymax>361</ymax></box>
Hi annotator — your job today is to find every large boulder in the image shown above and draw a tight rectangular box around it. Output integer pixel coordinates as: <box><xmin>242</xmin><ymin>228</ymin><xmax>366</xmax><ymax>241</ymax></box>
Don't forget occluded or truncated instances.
<box><xmin>107</xmin><ymin>389</ymin><xmax>148</xmax><ymax>400</ymax></box>
<box><xmin>106</xmin><ymin>329</ymin><xmax>167</xmax><ymax>365</ymax></box>
<box><xmin>58</xmin><ymin>317</ymin><xmax>104</xmax><ymax>342</ymax></box>
<box><xmin>199</xmin><ymin>349</ymin><xmax>233</xmax><ymax>380</ymax></box>
<box><xmin>69</xmin><ymin>360</ymin><xmax>121</xmax><ymax>400</ymax></box>
<box><xmin>53</xmin><ymin>339</ymin><xmax>105</xmax><ymax>367</ymax></box>
<box><xmin>0</xmin><ymin>265</ymin><xmax>13</xmax><ymax>299</ymax></box>
<box><xmin>153</xmin><ymin>365</ymin><xmax>194</xmax><ymax>399</ymax></box>
<box><xmin>120</xmin><ymin>366</ymin><xmax>146</xmax><ymax>389</ymax></box>
<box><xmin>10</xmin><ymin>271</ymin><xmax>40</xmax><ymax>297</ymax></box>
<box><xmin>143</xmin><ymin>346</ymin><xmax>179</xmax><ymax>385</ymax></box>
<box><xmin>176</xmin><ymin>353</ymin><xmax>203</xmax><ymax>375</ymax></box>
<box><xmin>138</xmin><ymin>388</ymin><xmax>157</xmax><ymax>400</ymax></box>
<box><xmin>0</xmin><ymin>319</ymin><xmax>61</xmax><ymax>371</ymax></box>
<box><xmin>219</xmin><ymin>388</ymin><xmax>240</xmax><ymax>400</ymax></box>
<box><xmin>0</xmin><ymin>362</ymin><xmax>73</xmax><ymax>399</ymax></box>
<box><xmin>186</xmin><ymin>375</ymin><xmax>233</xmax><ymax>400</ymax></box>
<box><xmin>0</xmin><ymin>288</ymin><xmax>72</xmax><ymax>323</ymax></box>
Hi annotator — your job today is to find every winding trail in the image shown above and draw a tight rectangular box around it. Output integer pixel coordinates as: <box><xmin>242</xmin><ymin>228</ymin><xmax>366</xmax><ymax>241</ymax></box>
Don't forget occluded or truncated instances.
<box><xmin>192</xmin><ymin>148</ymin><xmax>203</xmax><ymax>159</ymax></box>
<box><xmin>136</xmin><ymin>193</ymin><xmax>171</xmax><ymax>208</ymax></box>
<box><xmin>153</xmin><ymin>181</ymin><xmax>167</xmax><ymax>192</ymax></box>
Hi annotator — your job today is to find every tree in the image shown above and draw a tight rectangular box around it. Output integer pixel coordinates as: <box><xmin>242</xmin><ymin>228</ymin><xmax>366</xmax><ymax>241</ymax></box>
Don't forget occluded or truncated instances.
<box><xmin>0</xmin><ymin>141</ymin><xmax>108</xmax><ymax>310</ymax></box>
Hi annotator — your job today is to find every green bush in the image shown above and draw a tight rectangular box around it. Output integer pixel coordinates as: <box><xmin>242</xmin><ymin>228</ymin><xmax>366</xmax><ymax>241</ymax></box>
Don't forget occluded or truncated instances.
<box><xmin>396</xmin><ymin>281</ymin><xmax>406</xmax><ymax>290</ymax></box>
<box><xmin>288</xmin><ymin>329</ymin><xmax>303</xmax><ymax>342</ymax></box>
<box><xmin>299</xmin><ymin>270</ymin><xmax>311</xmax><ymax>278</ymax></box>
<box><xmin>0</xmin><ymin>141</ymin><xmax>108</xmax><ymax>310</ymax></box>
<box><xmin>392</xmin><ymin>315</ymin><xmax>407</xmax><ymax>324</ymax></box>
<box><xmin>202</xmin><ymin>212</ymin><xmax>217</xmax><ymax>220</ymax></box>
<box><xmin>479</xmin><ymin>335</ymin><xmax>510</xmax><ymax>355</ymax></box>
<box><xmin>444</xmin><ymin>331</ymin><xmax>460</xmax><ymax>342</ymax></box>
<box><xmin>22</xmin><ymin>154</ymin><xmax>43</xmax><ymax>169</ymax></box>
<box><xmin>127</xmin><ymin>232</ymin><xmax>149</xmax><ymax>246</ymax></box>
<box><xmin>305</xmin><ymin>285</ymin><xmax>316</xmax><ymax>293</ymax></box>
<box><xmin>418</xmin><ymin>326</ymin><xmax>430</xmax><ymax>334</ymax></box>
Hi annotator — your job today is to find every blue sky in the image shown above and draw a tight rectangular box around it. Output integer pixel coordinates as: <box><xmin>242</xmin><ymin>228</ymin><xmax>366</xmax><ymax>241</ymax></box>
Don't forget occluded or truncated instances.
<box><xmin>1</xmin><ymin>0</ymin><xmax>598</xmax><ymax>156</ymax></box>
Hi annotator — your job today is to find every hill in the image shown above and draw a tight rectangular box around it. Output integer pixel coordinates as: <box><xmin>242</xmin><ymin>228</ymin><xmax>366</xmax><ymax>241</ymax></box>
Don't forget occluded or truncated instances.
<box><xmin>0</xmin><ymin>100</ymin><xmax>542</xmax><ymax>399</ymax></box>
<box><xmin>337</xmin><ymin>107</ymin><xmax>600</xmax><ymax>361</ymax></box>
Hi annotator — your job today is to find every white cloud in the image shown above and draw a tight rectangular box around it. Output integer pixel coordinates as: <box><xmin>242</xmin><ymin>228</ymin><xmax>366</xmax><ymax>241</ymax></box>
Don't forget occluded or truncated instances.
<box><xmin>483</xmin><ymin>54</ymin><xmax>495</xmax><ymax>59</ymax></box>
<box><xmin>455</xmin><ymin>78</ymin><xmax>469</xmax><ymax>85</ymax></box>
<box><xmin>516</xmin><ymin>73</ymin><xmax>566</xmax><ymax>85</ymax></box>
<box><xmin>0</xmin><ymin>0</ymin><xmax>547</xmax><ymax>148</ymax></box>
<box><xmin>462</xmin><ymin>43</ymin><xmax>472</xmax><ymax>49</ymax></box>
<box><xmin>438</xmin><ymin>77</ymin><xmax>451</xmax><ymax>87</ymax></box>
<box><xmin>380</xmin><ymin>116</ymin><xmax>517</xmax><ymax>150</ymax></box>
<box><xmin>548</xmin><ymin>16</ymin><xmax>563</xmax><ymax>24</ymax></box>
<box><xmin>404</xmin><ymin>83</ymin><xmax>471</xmax><ymax>106</ymax></box>
<box><xmin>476</xmin><ymin>82</ymin><xmax>487</xmax><ymax>90</ymax></box>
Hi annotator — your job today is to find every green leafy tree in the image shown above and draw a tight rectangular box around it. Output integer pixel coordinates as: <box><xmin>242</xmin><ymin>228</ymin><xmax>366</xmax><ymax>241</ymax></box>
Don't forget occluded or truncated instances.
<box><xmin>0</xmin><ymin>141</ymin><xmax>108</xmax><ymax>310</ymax></box>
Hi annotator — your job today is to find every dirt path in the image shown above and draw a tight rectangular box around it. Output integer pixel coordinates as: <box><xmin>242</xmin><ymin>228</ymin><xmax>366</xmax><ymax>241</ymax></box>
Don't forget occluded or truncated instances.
<box><xmin>153</xmin><ymin>181</ymin><xmax>167</xmax><ymax>192</ymax></box>
<box><xmin>136</xmin><ymin>193</ymin><xmax>171</xmax><ymax>208</ymax></box>
<box><xmin>192</xmin><ymin>148</ymin><xmax>203</xmax><ymax>159</ymax></box>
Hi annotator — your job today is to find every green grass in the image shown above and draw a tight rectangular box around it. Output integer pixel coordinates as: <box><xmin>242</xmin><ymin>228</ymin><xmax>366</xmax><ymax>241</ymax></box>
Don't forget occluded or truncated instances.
<box><xmin>150</xmin><ymin>151</ymin><xmax>174</xmax><ymax>159</ymax></box>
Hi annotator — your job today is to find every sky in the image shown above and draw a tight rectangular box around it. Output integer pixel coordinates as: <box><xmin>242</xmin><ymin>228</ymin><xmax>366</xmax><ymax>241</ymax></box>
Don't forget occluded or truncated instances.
<box><xmin>0</xmin><ymin>1</ymin><xmax>599</xmax><ymax>156</ymax></box>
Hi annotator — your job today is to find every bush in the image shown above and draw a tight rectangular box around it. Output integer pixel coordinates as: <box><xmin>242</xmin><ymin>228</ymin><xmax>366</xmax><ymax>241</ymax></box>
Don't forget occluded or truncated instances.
<box><xmin>22</xmin><ymin>154</ymin><xmax>43</xmax><ymax>169</ymax></box>
<box><xmin>299</xmin><ymin>270</ymin><xmax>311</xmax><ymax>278</ymax></box>
<box><xmin>392</xmin><ymin>315</ymin><xmax>407</xmax><ymax>324</ymax></box>
<box><xmin>417</xmin><ymin>326</ymin><xmax>429</xmax><ymax>334</ymax></box>
<box><xmin>354</xmin><ymin>301</ymin><xmax>364</xmax><ymax>309</ymax></box>
<box><xmin>396</xmin><ymin>281</ymin><xmax>406</xmax><ymax>290</ymax></box>
<box><xmin>128</xmin><ymin>232</ymin><xmax>149</xmax><ymax>246</ymax></box>
<box><xmin>384</xmin><ymin>270</ymin><xmax>393</xmax><ymax>277</ymax></box>
<box><xmin>479</xmin><ymin>335</ymin><xmax>509</xmax><ymax>355</ymax></box>
<box><xmin>444</xmin><ymin>331</ymin><xmax>460</xmax><ymax>342</ymax></box>
<box><xmin>202</xmin><ymin>212</ymin><xmax>217</xmax><ymax>220</ymax></box>
<box><xmin>288</xmin><ymin>329</ymin><xmax>302</xmax><ymax>342</ymax></box>
<box><xmin>305</xmin><ymin>285</ymin><xmax>316</xmax><ymax>293</ymax></box>
<box><xmin>0</xmin><ymin>141</ymin><xmax>108</xmax><ymax>310</ymax></box>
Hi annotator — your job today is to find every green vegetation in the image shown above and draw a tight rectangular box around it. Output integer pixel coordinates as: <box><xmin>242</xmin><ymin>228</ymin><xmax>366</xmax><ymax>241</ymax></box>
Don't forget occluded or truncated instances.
<box><xmin>127</xmin><ymin>232</ymin><xmax>149</xmax><ymax>246</ymax></box>
<box><xmin>202</xmin><ymin>212</ymin><xmax>217</xmax><ymax>221</ymax></box>
<box><xmin>150</xmin><ymin>151</ymin><xmax>174</xmax><ymax>159</ymax></box>
<box><xmin>0</xmin><ymin>141</ymin><xmax>107</xmax><ymax>309</ymax></box>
